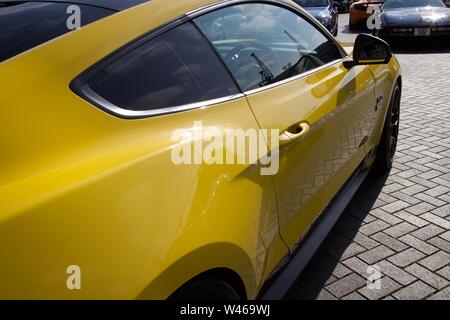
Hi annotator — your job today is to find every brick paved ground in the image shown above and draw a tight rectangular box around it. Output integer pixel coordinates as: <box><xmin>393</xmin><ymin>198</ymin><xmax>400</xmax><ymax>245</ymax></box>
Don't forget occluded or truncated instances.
<box><xmin>285</xmin><ymin>15</ymin><xmax>450</xmax><ymax>300</ymax></box>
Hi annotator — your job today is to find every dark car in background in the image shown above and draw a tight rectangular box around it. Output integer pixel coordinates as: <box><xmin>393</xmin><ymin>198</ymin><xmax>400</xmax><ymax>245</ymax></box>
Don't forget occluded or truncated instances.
<box><xmin>293</xmin><ymin>0</ymin><xmax>339</xmax><ymax>35</ymax></box>
<box><xmin>378</xmin><ymin>0</ymin><xmax>450</xmax><ymax>40</ymax></box>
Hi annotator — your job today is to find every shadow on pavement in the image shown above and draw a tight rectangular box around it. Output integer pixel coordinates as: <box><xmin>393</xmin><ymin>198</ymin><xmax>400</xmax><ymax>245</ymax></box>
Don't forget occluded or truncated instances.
<box><xmin>339</xmin><ymin>25</ymin><xmax>363</xmax><ymax>35</ymax></box>
<box><xmin>285</xmin><ymin>168</ymin><xmax>390</xmax><ymax>300</ymax></box>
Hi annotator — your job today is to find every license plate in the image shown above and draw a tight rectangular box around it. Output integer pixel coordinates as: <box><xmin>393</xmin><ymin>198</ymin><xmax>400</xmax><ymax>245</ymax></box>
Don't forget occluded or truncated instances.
<box><xmin>414</xmin><ymin>28</ymin><xmax>431</xmax><ymax>36</ymax></box>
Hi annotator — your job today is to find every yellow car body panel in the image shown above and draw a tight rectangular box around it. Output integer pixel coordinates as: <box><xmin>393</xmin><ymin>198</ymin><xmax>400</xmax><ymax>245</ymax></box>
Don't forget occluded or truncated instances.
<box><xmin>0</xmin><ymin>0</ymin><xmax>401</xmax><ymax>299</ymax></box>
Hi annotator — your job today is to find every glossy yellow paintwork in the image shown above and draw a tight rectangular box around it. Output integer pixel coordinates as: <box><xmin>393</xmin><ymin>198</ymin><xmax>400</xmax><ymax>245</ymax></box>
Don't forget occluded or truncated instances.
<box><xmin>0</xmin><ymin>0</ymin><xmax>401</xmax><ymax>299</ymax></box>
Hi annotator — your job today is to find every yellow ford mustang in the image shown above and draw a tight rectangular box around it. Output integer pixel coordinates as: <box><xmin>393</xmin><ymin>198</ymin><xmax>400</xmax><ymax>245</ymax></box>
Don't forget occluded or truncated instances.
<box><xmin>0</xmin><ymin>0</ymin><xmax>401</xmax><ymax>299</ymax></box>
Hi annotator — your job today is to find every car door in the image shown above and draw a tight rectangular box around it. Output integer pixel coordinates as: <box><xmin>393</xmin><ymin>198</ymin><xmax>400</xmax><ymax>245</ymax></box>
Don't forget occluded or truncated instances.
<box><xmin>194</xmin><ymin>2</ymin><xmax>376</xmax><ymax>251</ymax></box>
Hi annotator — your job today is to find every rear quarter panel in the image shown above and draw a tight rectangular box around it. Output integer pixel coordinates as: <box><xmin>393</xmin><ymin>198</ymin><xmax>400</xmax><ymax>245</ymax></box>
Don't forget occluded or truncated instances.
<box><xmin>0</xmin><ymin>0</ymin><xmax>286</xmax><ymax>299</ymax></box>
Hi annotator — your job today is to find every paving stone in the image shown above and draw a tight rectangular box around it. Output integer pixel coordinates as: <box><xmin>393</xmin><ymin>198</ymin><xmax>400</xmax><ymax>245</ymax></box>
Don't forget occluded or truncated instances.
<box><xmin>417</xmin><ymin>170</ymin><xmax>443</xmax><ymax>180</ymax></box>
<box><xmin>380</xmin><ymin>201</ymin><xmax>411</xmax><ymax>214</ymax></box>
<box><xmin>440</xmin><ymin>173</ymin><xmax>450</xmax><ymax>182</ymax></box>
<box><xmin>428</xmin><ymin>287</ymin><xmax>450</xmax><ymax>300</ymax></box>
<box><xmin>438</xmin><ymin>193</ymin><xmax>450</xmax><ymax>203</ymax></box>
<box><xmin>358</xmin><ymin>245</ymin><xmax>396</xmax><ymax>265</ymax></box>
<box><xmin>350</xmin><ymin>233</ymin><xmax>379</xmax><ymax>250</ymax></box>
<box><xmin>410</xmin><ymin>224</ymin><xmax>445</xmax><ymax>241</ymax></box>
<box><xmin>394</xmin><ymin>211</ymin><xmax>429</xmax><ymax>227</ymax></box>
<box><xmin>359</xmin><ymin>220</ymin><xmax>390</xmax><ymax>236</ymax></box>
<box><xmin>429</xmin><ymin>237</ymin><xmax>450</xmax><ymax>253</ymax></box>
<box><xmin>370</xmin><ymin>208</ymin><xmax>402</xmax><ymax>225</ymax></box>
<box><xmin>390</xmin><ymin>191</ymin><xmax>421</xmax><ymax>205</ymax></box>
<box><xmin>316</xmin><ymin>289</ymin><xmax>338</xmax><ymax>300</ymax></box>
<box><xmin>437</xmin><ymin>266</ymin><xmax>450</xmax><ymax>281</ymax></box>
<box><xmin>419</xmin><ymin>251</ymin><xmax>450</xmax><ymax>271</ymax></box>
<box><xmin>370</xmin><ymin>232</ymin><xmax>409</xmax><ymax>252</ymax></box>
<box><xmin>405</xmin><ymin>264</ymin><xmax>449</xmax><ymax>289</ymax></box>
<box><xmin>324</xmin><ymin>275</ymin><xmax>338</xmax><ymax>286</ymax></box>
<box><xmin>358</xmin><ymin>277</ymin><xmax>402</xmax><ymax>300</ymax></box>
<box><xmin>398</xmin><ymin>235</ymin><xmax>438</xmax><ymax>255</ymax></box>
<box><xmin>431</xmin><ymin>204</ymin><xmax>450</xmax><ymax>218</ymax></box>
<box><xmin>383</xmin><ymin>222</ymin><xmax>418</xmax><ymax>238</ymax></box>
<box><xmin>382</xmin><ymin>183</ymin><xmax>404</xmax><ymax>194</ymax></box>
<box><xmin>325</xmin><ymin>273</ymin><xmax>366</xmax><ymax>298</ymax></box>
<box><xmin>440</xmin><ymin>231</ymin><xmax>450</xmax><ymax>242</ymax></box>
<box><xmin>415</xmin><ymin>194</ymin><xmax>446</xmax><ymax>207</ymax></box>
<box><xmin>400</xmin><ymin>185</ymin><xmax>428</xmax><ymax>196</ymax></box>
<box><xmin>388</xmin><ymin>248</ymin><xmax>426</xmax><ymax>268</ymax></box>
<box><xmin>377</xmin><ymin>193</ymin><xmax>398</xmax><ymax>204</ymax></box>
<box><xmin>332</xmin><ymin>263</ymin><xmax>353</xmax><ymax>279</ymax></box>
<box><xmin>341</xmin><ymin>292</ymin><xmax>366</xmax><ymax>300</ymax></box>
<box><xmin>377</xmin><ymin>260</ymin><xmax>417</xmax><ymax>286</ymax></box>
<box><xmin>420</xmin><ymin>213</ymin><xmax>450</xmax><ymax>229</ymax></box>
<box><xmin>425</xmin><ymin>186</ymin><xmax>450</xmax><ymax>198</ymax></box>
<box><xmin>329</xmin><ymin>243</ymin><xmax>367</xmax><ymax>260</ymax></box>
<box><xmin>342</xmin><ymin>257</ymin><xmax>370</xmax><ymax>278</ymax></box>
<box><xmin>405</xmin><ymin>203</ymin><xmax>437</xmax><ymax>216</ymax></box>
<box><xmin>392</xmin><ymin>281</ymin><xmax>435</xmax><ymax>300</ymax></box>
<box><xmin>410</xmin><ymin>176</ymin><xmax>439</xmax><ymax>189</ymax></box>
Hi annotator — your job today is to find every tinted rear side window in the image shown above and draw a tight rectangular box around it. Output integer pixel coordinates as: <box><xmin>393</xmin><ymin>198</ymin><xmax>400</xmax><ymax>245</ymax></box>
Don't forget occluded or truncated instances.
<box><xmin>87</xmin><ymin>22</ymin><xmax>240</xmax><ymax>112</ymax></box>
<box><xmin>0</xmin><ymin>2</ymin><xmax>114</xmax><ymax>62</ymax></box>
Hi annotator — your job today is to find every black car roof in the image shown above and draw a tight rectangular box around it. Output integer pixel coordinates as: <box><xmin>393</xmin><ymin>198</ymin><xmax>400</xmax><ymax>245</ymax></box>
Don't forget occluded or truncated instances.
<box><xmin>0</xmin><ymin>0</ymin><xmax>150</xmax><ymax>11</ymax></box>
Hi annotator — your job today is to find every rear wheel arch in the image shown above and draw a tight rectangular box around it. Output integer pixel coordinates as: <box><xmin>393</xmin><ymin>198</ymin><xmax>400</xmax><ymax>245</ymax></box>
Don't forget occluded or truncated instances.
<box><xmin>135</xmin><ymin>242</ymin><xmax>254</xmax><ymax>300</ymax></box>
<box><xmin>373</xmin><ymin>78</ymin><xmax>401</xmax><ymax>172</ymax></box>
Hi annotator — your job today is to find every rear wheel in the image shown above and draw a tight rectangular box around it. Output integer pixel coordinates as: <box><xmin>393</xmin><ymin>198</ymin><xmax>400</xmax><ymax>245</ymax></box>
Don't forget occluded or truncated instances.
<box><xmin>169</xmin><ymin>276</ymin><xmax>241</xmax><ymax>300</ymax></box>
<box><xmin>373</xmin><ymin>82</ymin><xmax>401</xmax><ymax>172</ymax></box>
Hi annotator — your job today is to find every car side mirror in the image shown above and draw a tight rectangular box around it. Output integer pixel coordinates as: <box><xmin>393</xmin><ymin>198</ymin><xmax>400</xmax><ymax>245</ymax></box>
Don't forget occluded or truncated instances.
<box><xmin>344</xmin><ymin>34</ymin><xmax>392</xmax><ymax>69</ymax></box>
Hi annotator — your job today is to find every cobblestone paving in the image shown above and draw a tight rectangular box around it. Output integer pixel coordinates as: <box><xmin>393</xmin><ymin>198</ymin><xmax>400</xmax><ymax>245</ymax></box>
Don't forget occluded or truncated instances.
<box><xmin>285</xmin><ymin>15</ymin><xmax>450</xmax><ymax>300</ymax></box>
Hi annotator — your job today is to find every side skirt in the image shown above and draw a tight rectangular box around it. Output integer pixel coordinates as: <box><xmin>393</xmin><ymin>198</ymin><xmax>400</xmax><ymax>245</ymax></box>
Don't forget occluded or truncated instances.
<box><xmin>259</xmin><ymin>165</ymin><xmax>371</xmax><ymax>300</ymax></box>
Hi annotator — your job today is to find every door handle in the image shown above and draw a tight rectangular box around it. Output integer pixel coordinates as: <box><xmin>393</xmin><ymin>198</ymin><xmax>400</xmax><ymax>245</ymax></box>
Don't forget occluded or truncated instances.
<box><xmin>279</xmin><ymin>122</ymin><xmax>310</xmax><ymax>146</ymax></box>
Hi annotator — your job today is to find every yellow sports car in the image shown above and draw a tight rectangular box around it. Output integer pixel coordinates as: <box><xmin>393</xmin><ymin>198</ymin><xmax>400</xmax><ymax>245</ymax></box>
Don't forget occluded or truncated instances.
<box><xmin>0</xmin><ymin>0</ymin><xmax>401</xmax><ymax>299</ymax></box>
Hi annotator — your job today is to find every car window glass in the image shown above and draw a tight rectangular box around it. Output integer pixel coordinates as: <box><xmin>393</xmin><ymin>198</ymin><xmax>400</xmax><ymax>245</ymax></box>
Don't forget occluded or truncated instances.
<box><xmin>194</xmin><ymin>3</ymin><xmax>343</xmax><ymax>91</ymax></box>
<box><xmin>87</xmin><ymin>22</ymin><xmax>240</xmax><ymax>112</ymax></box>
<box><xmin>0</xmin><ymin>1</ymin><xmax>114</xmax><ymax>62</ymax></box>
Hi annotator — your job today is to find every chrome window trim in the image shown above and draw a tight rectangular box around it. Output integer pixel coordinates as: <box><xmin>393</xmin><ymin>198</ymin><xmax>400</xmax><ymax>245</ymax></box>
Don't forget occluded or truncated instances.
<box><xmin>243</xmin><ymin>58</ymin><xmax>345</xmax><ymax>95</ymax></box>
<box><xmin>79</xmin><ymin>83</ymin><xmax>245</xmax><ymax>119</ymax></box>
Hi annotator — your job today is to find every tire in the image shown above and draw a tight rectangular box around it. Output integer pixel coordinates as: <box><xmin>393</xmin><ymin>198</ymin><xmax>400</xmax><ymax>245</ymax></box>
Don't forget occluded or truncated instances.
<box><xmin>169</xmin><ymin>276</ymin><xmax>241</xmax><ymax>300</ymax></box>
<box><xmin>373</xmin><ymin>82</ymin><xmax>401</xmax><ymax>173</ymax></box>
